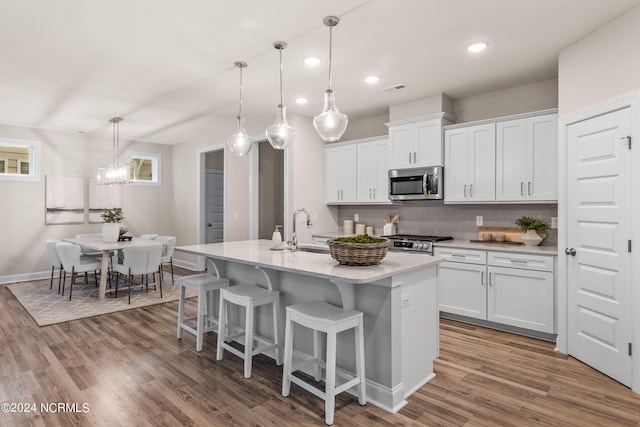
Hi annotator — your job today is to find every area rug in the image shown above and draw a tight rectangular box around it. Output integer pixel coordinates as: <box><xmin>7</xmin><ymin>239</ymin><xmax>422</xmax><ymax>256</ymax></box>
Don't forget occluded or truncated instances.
<box><xmin>6</xmin><ymin>271</ymin><xmax>197</xmax><ymax>326</ymax></box>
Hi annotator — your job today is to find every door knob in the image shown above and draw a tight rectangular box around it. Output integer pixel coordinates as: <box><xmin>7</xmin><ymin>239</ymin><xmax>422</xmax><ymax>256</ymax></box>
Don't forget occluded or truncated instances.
<box><xmin>565</xmin><ymin>248</ymin><xmax>576</xmax><ymax>256</ymax></box>
<box><xmin>207</xmin><ymin>223</ymin><xmax>212</xmax><ymax>227</ymax></box>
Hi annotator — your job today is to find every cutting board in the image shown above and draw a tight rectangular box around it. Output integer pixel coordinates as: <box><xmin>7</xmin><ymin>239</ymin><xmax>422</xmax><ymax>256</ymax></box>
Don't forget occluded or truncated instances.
<box><xmin>477</xmin><ymin>227</ymin><xmax>546</xmax><ymax>243</ymax></box>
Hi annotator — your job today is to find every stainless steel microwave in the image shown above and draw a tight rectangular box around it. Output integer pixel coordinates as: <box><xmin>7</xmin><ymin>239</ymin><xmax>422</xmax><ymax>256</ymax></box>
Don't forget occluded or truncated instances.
<box><xmin>389</xmin><ymin>166</ymin><xmax>443</xmax><ymax>201</ymax></box>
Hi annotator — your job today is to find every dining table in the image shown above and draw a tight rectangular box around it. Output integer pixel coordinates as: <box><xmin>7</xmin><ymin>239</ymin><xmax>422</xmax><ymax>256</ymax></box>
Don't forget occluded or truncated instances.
<box><xmin>63</xmin><ymin>236</ymin><xmax>165</xmax><ymax>301</ymax></box>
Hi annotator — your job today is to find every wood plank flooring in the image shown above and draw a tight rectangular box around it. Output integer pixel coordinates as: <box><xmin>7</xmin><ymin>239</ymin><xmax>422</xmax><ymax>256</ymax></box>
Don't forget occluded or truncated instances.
<box><xmin>1</xmin><ymin>277</ymin><xmax>639</xmax><ymax>426</ymax></box>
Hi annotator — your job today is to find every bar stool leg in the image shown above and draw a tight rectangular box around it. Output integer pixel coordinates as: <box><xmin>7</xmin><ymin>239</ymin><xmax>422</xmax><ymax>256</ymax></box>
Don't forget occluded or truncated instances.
<box><xmin>272</xmin><ymin>296</ymin><xmax>282</xmax><ymax>365</ymax></box>
<box><xmin>281</xmin><ymin>310</ymin><xmax>293</xmax><ymax>397</ymax></box>
<box><xmin>355</xmin><ymin>319</ymin><xmax>366</xmax><ymax>405</ymax></box>
<box><xmin>216</xmin><ymin>297</ymin><xmax>227</xmax><ymax>361</ymax></box>
<box><xmin>177</xmin><ymin>284</ymin><xmax>185</xmax><ymax>339</ymax></box>
<box><xmin>313</xmin><ymin>329</ymin><xmax>322</xmax><ymax>381</ymax></box>
<box><xmin>243</xmin><ymin>302</ymin><xmax>255</xmax><ymax>378</ymax></box>
<box><xmin>325</xmin><ymin>329</ymin><xmax>337</xmax><ymax>425</ymax></box>
<box><xmin>196</xmin><ymin>287</ymin><xmax>205</xmax><ymax>352</ymax></box>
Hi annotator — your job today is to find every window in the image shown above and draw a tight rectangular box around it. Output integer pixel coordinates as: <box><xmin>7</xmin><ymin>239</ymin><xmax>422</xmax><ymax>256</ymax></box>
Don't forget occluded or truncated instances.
<box><xmin>0</xmin><ymin>138</ymin><xmax>41</xmax><ymax>182</ymax></box>
<box><xmin>126</xmin><ymin>151</ymin><xmax>161</xmax><ymax>185</ymax></box>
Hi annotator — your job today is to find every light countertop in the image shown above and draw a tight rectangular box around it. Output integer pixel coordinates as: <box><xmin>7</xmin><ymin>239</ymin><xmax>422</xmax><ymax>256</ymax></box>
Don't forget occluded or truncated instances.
<box><xmin>175</xmin><ymin>239</ymin><xmax>443</xmax><ymax>284</ymax></box>
<box><xmin>434</xmin><ymin>239</ymin><xmax>558</xmax><ymax>255</ymax></box>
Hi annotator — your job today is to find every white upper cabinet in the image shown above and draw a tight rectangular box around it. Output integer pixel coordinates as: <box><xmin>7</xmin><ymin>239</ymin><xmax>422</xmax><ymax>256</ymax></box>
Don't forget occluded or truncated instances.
<box><xmin>496</xmin><ymin>113</ymin><xmax>558</xmax><ymax>201</ymax></box>
<box><xmin>387</xmin><ymin>113</ymin><xmax>456</xmax><ymax>169</ymax></box>
<box><xmin>325</xmin><ymin>136</ymin><xmax>390</xmax><ymax>205</ymax></box>
<box><xmin>444</xmin><ymin>109</ymin><xmax>558</xmax><ymax>204</ymax></box>
<box><xmin>444</xmin><ymin>123</ymin><xmax>496</xmax><ymax>202</ymax></box>
<box><xmin>357</xmin><ymin>137</ymin><xmax>389</xmax><ymax>203</ymax></box>
<box><xmin>325</xmin><ymin>143</ymin><xmax>357</xmax><ymax>204</ymax></box>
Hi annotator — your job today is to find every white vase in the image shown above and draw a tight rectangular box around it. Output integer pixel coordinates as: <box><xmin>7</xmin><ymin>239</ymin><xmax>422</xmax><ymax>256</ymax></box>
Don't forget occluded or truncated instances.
<box><xmin>102</xmin><ymin>222</ymin><xmax>120</xmax><ymax>243</ymax></box>
<box><xmin>521</xmin><ymin>229</ymin><xmax>543</xmax><ymax>246</ymax></box>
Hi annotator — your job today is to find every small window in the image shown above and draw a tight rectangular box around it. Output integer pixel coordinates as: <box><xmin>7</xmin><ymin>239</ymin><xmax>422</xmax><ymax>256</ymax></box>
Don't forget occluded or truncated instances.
<box><xmin>126</xmin><ymin>151</ymin><xmax>161</xmax><ymax>185</ymax></box>
<box><xmin>0</xmin><ymin>138</ymin><xmax>41</xmax><ymax>182</ymax></box>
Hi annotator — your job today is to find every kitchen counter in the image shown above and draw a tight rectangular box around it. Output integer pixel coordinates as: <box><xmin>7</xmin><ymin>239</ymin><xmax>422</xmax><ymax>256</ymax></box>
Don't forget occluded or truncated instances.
<box><xmin>175</xmin><ymin>240</ymin><xmax>443</xmax><ymax>412</ymax></box>
<box><xmin>434</xmin><ymin>239</ymin><xmax>558</xmax><ymax>255</ymax></box>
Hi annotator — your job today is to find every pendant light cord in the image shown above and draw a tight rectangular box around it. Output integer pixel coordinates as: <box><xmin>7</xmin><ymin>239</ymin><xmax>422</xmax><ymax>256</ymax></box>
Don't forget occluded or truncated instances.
<box><xmin>327</xmin><ymin>24</ymin><xmax>333</xmax><ymax>90</ymax></box>
<box><xmin>278</xmin><ymin>46</ymin><xmax>284</xmax><ymax>107</ymax></box>
<box><xmin>238</xmin><ymin>65</ymin><xmax>244</xmax><ymax>118</ymax></box>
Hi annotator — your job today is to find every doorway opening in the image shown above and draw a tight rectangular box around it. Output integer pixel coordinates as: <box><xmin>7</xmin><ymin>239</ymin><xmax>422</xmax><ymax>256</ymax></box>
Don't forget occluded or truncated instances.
<box><xmin>250</xmin><ymin>139</ymin><xmax>285</xmax><ymax>241</ymax></box>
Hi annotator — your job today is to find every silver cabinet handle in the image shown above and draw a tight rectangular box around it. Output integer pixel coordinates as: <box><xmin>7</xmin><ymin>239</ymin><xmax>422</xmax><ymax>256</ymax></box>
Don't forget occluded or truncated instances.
<box><xmin>528</xmin><ymin>181</ymin><xmax>532</xmax><ymax>196</ymax></box>
<box><xmin>409</xmin><ymin>153</ymin><xmax>412</xmax><ymax>164</ymax></box>
<box><xmin>510</xmin><ymin>259</ymin><xmax>527</xmax><ymax>264</ymax></box>
<box><xmin>373</xmin><ymin>188</ymin><xmax>376</xmax><ymax>198</ymax></box>
<box><xmin>481</xmin><ymin>271</ymin><xmax>485</xmax><ymax>285</ymax></box>
<box><xmin>470</xmin><ymin>184</ymin><xmax>474</xmax><ymax>197</ymax></box>
<box><xmin>464</xmin><ymin>184</ymin><xmax>467</xmax><ymax>197</ymax></box>
<box><xmin>337</xmin><ymin>189</ymin><xmax>340</xmax><ymax>200</ymax></box>
<box><xmin>521</xmin><ymin>182</ymin><xmax>524</xmax><ymax>196</ymax></box>
<box><xmin>489</xmin><ymin>272</ymin><xmax>493</xmax><ymax>286</ymax></box>
<box><xmin>369</xmin><ymin>188</ymin><xmax>372</xmax><ymax>199</ymax></box>
<box><xmin>413</xmin><ymin>152</ymin><xmax>417</xmax><ymax>163</ymax></box>
<box><xmin>451</xmin><ymin>254</ymin><xmax>466</xmax><ymax>258</ymax></box>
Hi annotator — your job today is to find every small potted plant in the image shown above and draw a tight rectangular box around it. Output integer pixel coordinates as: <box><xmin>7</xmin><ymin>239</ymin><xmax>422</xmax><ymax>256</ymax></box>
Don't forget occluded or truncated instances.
<box><xmin>515</xmin><ymin>215</ymin><xmax>549</xmax><ymax>246</ymax></box>
<box><xmin>100</xmin><ymin>208</ymin><xmax>124</xmax><ymax>243</ymax></box>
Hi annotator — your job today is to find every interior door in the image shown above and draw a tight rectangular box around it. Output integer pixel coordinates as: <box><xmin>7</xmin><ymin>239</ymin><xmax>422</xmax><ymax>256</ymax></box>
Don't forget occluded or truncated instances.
<box><xmin>206</xmin><ymin>170</ymin><xmax>224</xmax><ymax>243</ymax></box>
<box><xmin>566</xmin><ymin>107</ymin><xmax>632</xmax><ymax>386</ymax></box>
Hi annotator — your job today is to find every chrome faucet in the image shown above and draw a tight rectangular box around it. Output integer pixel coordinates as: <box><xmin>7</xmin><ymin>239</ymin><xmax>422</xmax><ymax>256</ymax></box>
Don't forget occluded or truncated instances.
<box><xmin>288</xmin><ymin>208</ymin><xmax>312</xmax><ymax>252</ymax></box>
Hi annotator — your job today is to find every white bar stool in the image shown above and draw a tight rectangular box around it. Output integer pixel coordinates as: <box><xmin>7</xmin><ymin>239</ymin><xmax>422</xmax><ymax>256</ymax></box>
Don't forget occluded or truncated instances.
<box><xmin>281</xmin><ymin>300</ymin><xmax>366</xmax><ymax>425</ymax></box>
<box><xmin>216</xmin><ymin>266</ymin><xmax>281</xmax><ymax>378</ymax></box>
<box><xmin>177</xmin><ymin>258</ymin><xmax>229</xmax><ymax>352</ymax></box>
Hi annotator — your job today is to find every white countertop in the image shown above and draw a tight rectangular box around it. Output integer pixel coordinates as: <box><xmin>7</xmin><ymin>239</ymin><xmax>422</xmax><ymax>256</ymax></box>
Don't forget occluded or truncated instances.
<box><xmin>175</xmin><ymin>239</ymin><xmax>443</xmax><ymax>284</ymax></box>
<box><xmin>434</xmin><ymin>239</ymin><xmax>558</xmax><ymax>255</ymax></box>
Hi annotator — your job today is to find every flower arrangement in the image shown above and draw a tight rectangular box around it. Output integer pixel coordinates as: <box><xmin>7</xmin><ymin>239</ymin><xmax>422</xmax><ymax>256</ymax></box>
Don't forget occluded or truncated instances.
<box><xmin>514</xmin><ymin>215</ymin><xmax>549</xmax><ymax>232</ymax></box>
<box><xmin>100</xmin><ymin>208</ymin><xmax>124</xmax><ymax>223</ymax></box>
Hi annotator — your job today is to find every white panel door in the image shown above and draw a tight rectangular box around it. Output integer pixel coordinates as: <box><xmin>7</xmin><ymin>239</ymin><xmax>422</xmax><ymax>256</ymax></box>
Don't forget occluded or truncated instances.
<box><xmin>567</xmin><ymin>107</ymin><xmax>632</xmax><ymax>386</ymax></box>
<box><xmin>206</xmin><ymin>170</ymin><xmax>224</xmax><ymax>243</ymax></box>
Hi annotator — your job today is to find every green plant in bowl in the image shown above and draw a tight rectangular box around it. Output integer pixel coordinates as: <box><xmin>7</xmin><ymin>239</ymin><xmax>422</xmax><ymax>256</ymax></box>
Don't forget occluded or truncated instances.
<box><xmin>514</xmin><ymin>216</ymin><xmax>549</xmax><ymax>232</ymax></box>
<box><xmin>333</xmin><ymin>234</ymin><xmax>387</xmax><ymax>244</ymax></box>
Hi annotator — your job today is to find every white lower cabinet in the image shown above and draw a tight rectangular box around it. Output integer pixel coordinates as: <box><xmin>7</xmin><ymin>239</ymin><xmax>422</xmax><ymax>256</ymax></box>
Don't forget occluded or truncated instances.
<box><xmin>435</xmin><ymin>247</ymin><xmax>555</xmax><ymax>334</ymax></box>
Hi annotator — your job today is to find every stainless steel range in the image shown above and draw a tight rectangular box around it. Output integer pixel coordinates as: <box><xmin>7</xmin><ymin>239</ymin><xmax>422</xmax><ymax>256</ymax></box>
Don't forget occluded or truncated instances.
<box><xmin>384</xmin><ymin>234</ymin><xmax>453</xmax><ymax>255</ymax></box>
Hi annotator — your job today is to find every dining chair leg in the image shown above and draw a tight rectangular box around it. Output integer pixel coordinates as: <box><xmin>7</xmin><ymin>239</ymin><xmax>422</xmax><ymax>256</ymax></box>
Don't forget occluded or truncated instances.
<box><xmin>169</xmin><ymin>258</ymin><xmax>174</xmax><ymax>286</ymax></box>
<box><xmin>114</xmin><ymin>272</ymin><xmax>119</xmax><ymax>298</ymax></box>
<box><xmin>128</xmin><ymin>269</ymin><xmax>132</xmax><ymax>304</ymax></box>
<box><xmin>69</xmin><ymin>268</ymin><xmax>76</xmax><ymax>301</ymax></box>
<box><xmin>60</xmin><ymin>270</ymin><xmax>66</xmax><ymax>295</ymax></box>
<box><xmin>158</xmin><ymin>270</ymin><xmax>163</xmax><ymax>298</ymax></box>
<box><xmin>50</xmin><ymin>266</ymin><xmax>54</xmax><ymax>290</ymax></box>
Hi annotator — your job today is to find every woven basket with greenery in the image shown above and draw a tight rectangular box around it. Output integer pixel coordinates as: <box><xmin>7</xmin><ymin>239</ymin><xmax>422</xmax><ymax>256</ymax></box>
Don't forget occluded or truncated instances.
<box><xmin>328</xmin><ymin>236</ymin><xmax>389</xmax><ymax>266</ymax></box>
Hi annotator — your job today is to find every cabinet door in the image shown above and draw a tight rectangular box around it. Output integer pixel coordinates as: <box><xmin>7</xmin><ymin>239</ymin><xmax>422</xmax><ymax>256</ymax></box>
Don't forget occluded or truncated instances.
<box><xmin>373</xmin><ymin>139</ymin><xmax>389</xmax><ymax>202</ymax></box>
<box><xmin>496</xmin><ymin>119</ymin><xmax>527</xmax><ymax>201</ymax></box>
<box><xmin>487</xmin><ymin>266</ymin><xmax>554</xmax><ymax>333</ymax></box>
<box><xmin>325</xmin><ymin>146</ymin><xmax>342</xmax><ymax>203</ymax></box>
<box><xmin>389</xmin><ymin>124</ymin><xmax>413</xmax><ymax>168</ymax></box>
<box><xmin>325</xmin><ymin>145</ymin><xmax>357</xmax><ymax>203</ymax></box>
<box><xmin>444</xmin><ymin>128</ymin><xmax>470</xmax><ymax>202</ymax></box>
<box><xmin>341</xmin><ymin>145</ymin><xmax>357</xmax><ymax>202</ymax></box>
<box><xmin>438</xmin><ymin>261</ymin><xmax>487</xmax><ymax>320</ymax></box>
<box><xmin>527</xmin><ymin>114</ymin><xmax>557</xmax><ymax>201</ymax></box>
<box><xmin>356</xmin><ymin>142</ymin><xmax>375</xmax><ymax>202</ymax></box>
<box><xmin>468</xmin><ymin>123</ymin><xmax>496</xmax><ymax>201</ymax></box>
<box><xmin>415</xmin><ymin>120</ymin><xmax>442</xmax><ymax>167</ymax></box>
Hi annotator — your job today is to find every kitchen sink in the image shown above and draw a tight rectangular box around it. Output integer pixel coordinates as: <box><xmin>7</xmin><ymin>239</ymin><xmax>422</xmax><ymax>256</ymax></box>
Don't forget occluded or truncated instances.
<box><xmin>295</xmin><ymin>244</ymin><xmax>330</xmax><ymax>254</ymax></box>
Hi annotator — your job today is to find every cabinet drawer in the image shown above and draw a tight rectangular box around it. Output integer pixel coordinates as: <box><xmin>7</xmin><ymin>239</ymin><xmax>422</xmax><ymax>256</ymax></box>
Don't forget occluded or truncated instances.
<box><xmin>434</xmin><ymin>247</ymin><xmax>486</xmax><ymax>265</ymax></box>
<box><xmin>487</xmin><ymin>251</ymin><xmax>554</xmax><ymax>272</ymax></box>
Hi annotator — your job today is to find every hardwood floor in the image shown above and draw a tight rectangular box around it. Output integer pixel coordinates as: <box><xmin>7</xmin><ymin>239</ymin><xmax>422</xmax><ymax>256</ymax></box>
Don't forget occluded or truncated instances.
<box><xmin>1</xmin><ymin>280</ymin><xmax>639</xmax><ymax>426</ymax></box>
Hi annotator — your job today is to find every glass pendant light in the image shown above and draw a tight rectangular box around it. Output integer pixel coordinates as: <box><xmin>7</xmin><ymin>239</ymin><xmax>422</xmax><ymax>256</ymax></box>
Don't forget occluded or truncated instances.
<box><xmin>265</xmin><ymin>41</ymin><xmax>295</xmax><ymax>150</ymax></box>
<box><xmin>227</xmin><ymin>61</ymin><xmax>253</xmax><ymax>156</ymax></box>
<box><xmin>313</xmin><ymin>16</ymin><xmax>348</xmax><ymax>142</ymax></box>
<box><xmin>97</xmin><ymin>117</ymin><xmax>129</xmax><ymax>185</ymax></box>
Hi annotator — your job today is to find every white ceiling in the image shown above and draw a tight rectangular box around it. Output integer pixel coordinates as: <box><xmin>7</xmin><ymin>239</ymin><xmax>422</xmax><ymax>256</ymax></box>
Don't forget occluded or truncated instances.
<box><xmin>1</xmin><ymin>0</ymin><xmax>639</xmax><ymax>145</ymax></box>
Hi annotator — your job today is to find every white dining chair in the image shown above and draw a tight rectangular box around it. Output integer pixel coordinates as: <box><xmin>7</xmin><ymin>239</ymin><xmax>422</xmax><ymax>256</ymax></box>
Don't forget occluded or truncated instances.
<box><xmin>45</xmin><ymin>239</ymin><xmax>63</xmax><ymax>293</ymax></box>
<box><xmin>112</xmin><ymin>245</ymin><xmax>163</xmax><ymax>304</ymax></box>
<box><xmin>155</xmin><ymin>236</ymin><xmax>176</xmax><ymax>286</ymax></box>
<box><xmin>56</xmin><ymin>242</ymin><xmax>101</xmax><ymax>301</ymax></box>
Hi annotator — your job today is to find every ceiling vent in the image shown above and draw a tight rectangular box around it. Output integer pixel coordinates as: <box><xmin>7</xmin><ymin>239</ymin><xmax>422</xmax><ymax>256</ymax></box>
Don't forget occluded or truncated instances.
<box><xmin>382</xmin><ymin>84</ymin><xmax>406</xmax><ymax>92</ymax></box>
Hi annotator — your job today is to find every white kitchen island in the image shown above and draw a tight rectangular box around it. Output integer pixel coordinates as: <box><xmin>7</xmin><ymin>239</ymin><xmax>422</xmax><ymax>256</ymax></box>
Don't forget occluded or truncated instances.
<box><xmin>175</xmin><ymin>240</ymin><xmax>444</xmax><ymax>413</ymax></box>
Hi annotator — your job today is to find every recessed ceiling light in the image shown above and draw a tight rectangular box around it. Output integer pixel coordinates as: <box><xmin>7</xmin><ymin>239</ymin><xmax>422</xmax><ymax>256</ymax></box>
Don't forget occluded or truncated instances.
<box><xmin>364</xmin><ymin>75</ymin><xmax>380</xmax><ymax>84</ymax></box>
<box><xmin>304</xmin><ymin>56</ymin><xmax>321</xmax><ymax>66</ymax></box>
<box><xmin>295</xmin><ymin>97</ymin><xmax>308</xmax><ymax>105</ymax></box>
<box><xmin>467</xmin><ymin>41</ymin><xmax>488</xmax><ymax>53</ymax></box>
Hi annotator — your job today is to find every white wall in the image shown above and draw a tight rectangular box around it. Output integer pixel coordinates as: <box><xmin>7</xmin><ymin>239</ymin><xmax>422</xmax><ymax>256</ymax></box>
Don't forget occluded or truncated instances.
<box><xmin>453</xmin><ymin>79</ymin><xmax>558</xmax><ymax>123</ymax></box>
<box><xmin>341</xmin><ymin>112</ymin><xmax>389</xmax><ymax>141</ymax></box>
<box><xmin>558</xmin><ymin>5</ymin><xmax>640</xmax><ymax>116</ymax></box>
<box><xmin>0</xmin><ymin>123</ymin><xmax>173</xmax><ymax>279</ymax></box>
